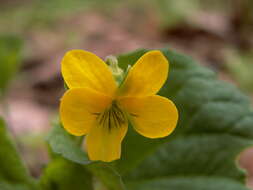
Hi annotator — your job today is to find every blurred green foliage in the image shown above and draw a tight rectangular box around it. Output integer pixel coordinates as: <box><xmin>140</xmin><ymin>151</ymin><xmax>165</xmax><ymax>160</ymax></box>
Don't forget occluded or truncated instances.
<box><xmin>0</xmin><ymin>35</ymin><xmax>23</xmax><ymax>96</ymax></box>
<box><xmin>0</xmin><ymin>0</ymin><xmax>122</xmax><ymax>33</ymax></box>
<box><xmin>0</xmin><ymin>183</ymin><xmax>30</xmax><ymax>190</ymax></box>
<box><xmin>225</xmin><ymin>50</ymin><xmax>253</xmax><ymax>93</ymax></box>
<box><xmin>0</xmin><ymin>118</ymin><xmax>36</xmax><ymax>189</ymax></box>
<box><xmin>0</xmin><ymin>0</ymin><xmax>89</xmax><ymax>33</ymax></box>
<box><xmin>154</xmin><ymin>0</ymin><xmax>200</xmax><ymax>27</ymax></box>
<box><xmin>1</xmin><ymin>0</ymin><xmax>250</xmax><ymax>32</ymax></box>
<box><xmin>39</xmin><ymin>158</ymin><xmax>93</xmax><ymax>190</ymax></box>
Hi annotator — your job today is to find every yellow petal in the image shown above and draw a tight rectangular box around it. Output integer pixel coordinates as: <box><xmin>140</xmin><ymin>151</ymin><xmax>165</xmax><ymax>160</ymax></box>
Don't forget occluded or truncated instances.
<box><xmin>119</xmin><ymin>95</ymin><xmax>178</xmax><ymax>138</ymax></box>
<box><xmin>118</xmin><ymin>50</ymin><xmax>168</xmax><ymax>97</ymax></box>
<box><xmin>61</xmin><ymin>50</ymin><xmax>117</xmax><ymax>95</ymax></box>
<box><xmin>60</xmin><ymin>88</ymin><xmax>112</xmax><ymax>136</ymax></box>
<box><xmin>85</xmin><ymin>108</ymin><xmax>128</xmax><ymax>162</ymax></box>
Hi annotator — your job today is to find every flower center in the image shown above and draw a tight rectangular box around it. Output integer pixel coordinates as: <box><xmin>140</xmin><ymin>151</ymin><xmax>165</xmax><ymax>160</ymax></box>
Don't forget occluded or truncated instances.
<box><xmin>94</xmin><ymin>101</ymin><xmax>127</xmax><ymax>131</ymax></box>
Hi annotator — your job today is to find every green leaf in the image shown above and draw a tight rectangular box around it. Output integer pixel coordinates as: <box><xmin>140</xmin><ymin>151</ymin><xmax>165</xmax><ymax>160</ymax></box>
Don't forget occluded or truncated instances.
<box><xmin>39</xmin><ymin>158</ymin><xmax>93</xmax><ymax>190</ymax></box>
<box><xmin>0</xmin><ymin>35</ymin><xmax>23</xmax><ymax>96</ymax></box>
<box><xmin>127</xmin><ymin>177</ymin><xmax>248</xmax><ymax>190</ymax></box>
<box><xmin>114</xmin><ymin>48</ymin><xmax>253</xmax><ymax>190</ymax></box>
<box><xmin>47</xmin><ymin>123</ymin><xmax>90</xmax><ymax>165</ymax></box>
<box><xmin>48</xmin><ymin>124</ymin><xmax>126</xmax><ymax>190</ymax></box>
<box><xmin>86</xmin><ymin>162</ymin><xmax>126</xmax><ymax>190</ymax></box>
<box><xmin>0</xmin><ymin>118</ymin><xmax>35</xmax><ymax>188</ymax></box>
<box><xmin>115</xmin><ymin>49</ymin><xmax>217</xmax><ymax>173</ymax></box>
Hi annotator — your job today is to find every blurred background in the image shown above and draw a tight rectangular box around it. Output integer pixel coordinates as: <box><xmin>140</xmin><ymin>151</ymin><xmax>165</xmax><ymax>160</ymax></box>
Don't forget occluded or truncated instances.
<box><xmin>0</xmin><ymin>0</ymin><xmax>252</xmax><ymax>188</ymax></box>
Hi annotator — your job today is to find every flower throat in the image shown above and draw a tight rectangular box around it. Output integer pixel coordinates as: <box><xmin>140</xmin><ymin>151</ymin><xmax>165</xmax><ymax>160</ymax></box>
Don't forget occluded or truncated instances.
<box><xmin>94</xmin><ymin>101</ymin><xmax>127</xmax><ymax>131</ymax></box>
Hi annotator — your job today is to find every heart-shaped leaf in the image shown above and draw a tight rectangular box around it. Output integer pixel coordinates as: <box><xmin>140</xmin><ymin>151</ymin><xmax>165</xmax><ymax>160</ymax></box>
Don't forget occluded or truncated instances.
<box><xmin>114</xmin><ymin>48</ymin><xmax>253</xmax><ymax>190</ymax></box>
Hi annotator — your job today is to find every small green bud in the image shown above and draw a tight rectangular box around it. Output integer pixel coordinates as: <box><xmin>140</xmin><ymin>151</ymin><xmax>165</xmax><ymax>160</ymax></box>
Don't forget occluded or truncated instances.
<box><xmin>106</xmin><ymin>55</ymin><xmax>124</xmax><ymax>85</ymax></box>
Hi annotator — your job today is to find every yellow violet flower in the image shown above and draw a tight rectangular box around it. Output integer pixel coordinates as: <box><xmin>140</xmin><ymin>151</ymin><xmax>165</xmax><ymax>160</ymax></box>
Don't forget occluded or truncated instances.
<box><xmin>60</xmin><ymin>50</ymin><xmax>178</xmax><ymax>162</ymax></box>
